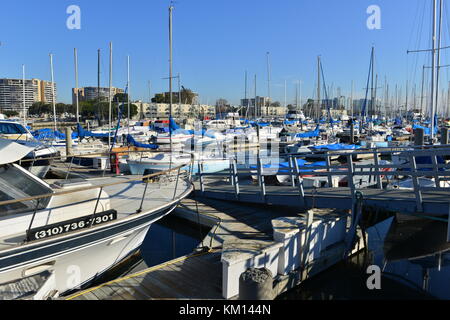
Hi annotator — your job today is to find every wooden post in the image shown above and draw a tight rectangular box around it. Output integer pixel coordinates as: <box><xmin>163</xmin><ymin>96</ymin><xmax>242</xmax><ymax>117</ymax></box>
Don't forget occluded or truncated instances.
<box><xmin>441</xmin><ymin>127</ymin><xmax>449</xmax><ymax>145</ymax></box>
<box><xmin>414</xmin><ymin>128</ymin><xmax>425</xmax><ymax>146</ymax></box>
<box><xmin>350</xmin><ymin>120</ymin><xmax>355</xmax><ymax>144</ymax></box>
<box><xmin>65</xmin><ymin>127</ymin><xmax>73</xmax><ymax>156</ymax></box>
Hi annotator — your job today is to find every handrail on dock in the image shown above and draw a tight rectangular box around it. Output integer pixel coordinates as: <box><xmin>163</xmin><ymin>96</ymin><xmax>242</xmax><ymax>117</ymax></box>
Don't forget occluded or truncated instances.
<box><xmin>196</xmin><ymin>145</ymin><xmax>450</xmax><ymax>215</ymax></box>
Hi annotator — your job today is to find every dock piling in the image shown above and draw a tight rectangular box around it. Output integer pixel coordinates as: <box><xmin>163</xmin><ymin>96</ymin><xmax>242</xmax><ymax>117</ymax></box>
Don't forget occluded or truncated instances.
<box><xmin>65</xmin><ymin>127</ymin><xmax>73</xmax><ymax>156</ymax></box>
<box><xmin>239</xmin><ymin>268</ymin><xmax>274</xmax><ymax>300</ymax></box>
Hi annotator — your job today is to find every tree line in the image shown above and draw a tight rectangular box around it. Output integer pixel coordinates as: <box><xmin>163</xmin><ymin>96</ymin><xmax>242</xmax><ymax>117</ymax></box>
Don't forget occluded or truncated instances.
<box><xmin>27</xmin><ymin>93</ymin><xmax>138</xmax><ymax>120</ymax></box>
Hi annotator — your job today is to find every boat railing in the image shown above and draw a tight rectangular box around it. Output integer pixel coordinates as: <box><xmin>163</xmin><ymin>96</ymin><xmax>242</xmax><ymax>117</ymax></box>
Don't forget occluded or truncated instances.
<box><xmin>0</xmin><ymin>150</ymin><xmax>193</xmax><ymax>247</ymax></box>
<box><xmin>197</xmin><ymin>145</ymin><xmax>450</xmax><ymax>213</ymax></box>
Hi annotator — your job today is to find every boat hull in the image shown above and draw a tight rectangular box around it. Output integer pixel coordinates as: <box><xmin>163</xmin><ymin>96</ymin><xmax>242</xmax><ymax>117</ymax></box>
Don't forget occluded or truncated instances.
<box><xmin>127</xmin><ymin>159</ymin><xmax>229</xmax><ymax>175</ymax></box>
<box><xmin>0</xmin><ymin>202</ymin><xmax>179</xmax><ymax>299</ymax></box>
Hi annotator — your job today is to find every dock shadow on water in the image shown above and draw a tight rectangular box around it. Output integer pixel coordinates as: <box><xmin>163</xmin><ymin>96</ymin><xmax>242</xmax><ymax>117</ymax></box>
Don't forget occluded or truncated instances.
<box><xmin>88</xmin><ymin>215</ymin><xmax>210</xmax><ymax>287</ymax></box>
<box><xmin>279</xmin><ymin>215</ymin><xmax>450</xmax><ymax>300</ymax></box>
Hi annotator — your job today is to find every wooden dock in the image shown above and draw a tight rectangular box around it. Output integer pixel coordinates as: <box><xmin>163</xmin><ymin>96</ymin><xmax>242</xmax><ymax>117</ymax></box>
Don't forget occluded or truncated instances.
<box><xmin>65</xmin><ymin>196</ymin><xmax>347</xmax><ymax>300</ymax></box>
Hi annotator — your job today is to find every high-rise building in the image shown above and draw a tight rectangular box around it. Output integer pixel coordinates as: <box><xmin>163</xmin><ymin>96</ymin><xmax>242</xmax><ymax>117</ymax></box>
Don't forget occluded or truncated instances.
<box><xmin>240</xmin><ymin>96</ymin><xmax>282</xmax><ymax>117</ymax></box>
<box><xmin>0</xmin><ymin>78</ymin><xmax>56</xmax><ymax>112</ymax></box>
<box><xmin>72</xmin><ymin>87</ymin><xmax>124</xmax><ymax>105</ymax></box>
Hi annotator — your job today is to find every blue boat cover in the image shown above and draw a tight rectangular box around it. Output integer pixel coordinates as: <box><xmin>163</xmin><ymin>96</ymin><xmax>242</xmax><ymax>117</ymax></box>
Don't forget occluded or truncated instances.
<box><xmin>250</xmin><ymin>160</ymin><xmax>326</xmax><ymax>174</ymax></box>
<box><xmin>169</xmin><ymin>117</ymin><xmax>180</xmax><ymax>133</ymax></box>
<box><xmin>310</xmin><ymin>143</ymin><xmax>361</xmax><ymax>151</ymax></box>
<box><xmin>33</xmin><ymin>128</ymin><xmax>78</xmax><ymax>141</ymax></box>
<box><xmin>126</xmin><ymin>134</ymin><xmax>159</xmax><ymax>149</ymax></box>
<box><xmin>295</xmin><ymin>125</ymin><xmax>320</xmax><ymax>138</ymax></box>
<box><xmin>77</xmin><ymin>123</ymin><xmax>111</xmax><ymax>138</ymax></box>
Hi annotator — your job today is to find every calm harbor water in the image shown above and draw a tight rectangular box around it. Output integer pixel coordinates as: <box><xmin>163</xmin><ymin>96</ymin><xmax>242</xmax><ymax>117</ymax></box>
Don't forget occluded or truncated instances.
<box><xmin>279</xmin><ymin>216</ymin><xmax>450</xmax><ymax>300</ymax></box>
<box><xmin>91</xmin><ymin>209</ymin><xmax>450</xmax><ymax>300</ymax></box>
<box><xmin>139</xmin><ymin>215</ymin><xmax>209</xmax><ymax>268</ymax></box>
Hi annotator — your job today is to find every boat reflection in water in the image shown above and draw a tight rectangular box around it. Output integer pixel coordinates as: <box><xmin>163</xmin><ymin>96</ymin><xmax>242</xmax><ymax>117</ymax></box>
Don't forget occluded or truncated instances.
<box><xmin>279</xmin><ymin>215</ymin><xmax>450</xmax><ymax>300</ymax></box>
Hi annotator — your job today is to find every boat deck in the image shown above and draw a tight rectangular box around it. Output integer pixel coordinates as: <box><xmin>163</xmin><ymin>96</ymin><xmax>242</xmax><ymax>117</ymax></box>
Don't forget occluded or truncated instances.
<box><xmin>0</xmin><ymin>175</ymin><xmax>191</xmax><ymax>253</ymax></box>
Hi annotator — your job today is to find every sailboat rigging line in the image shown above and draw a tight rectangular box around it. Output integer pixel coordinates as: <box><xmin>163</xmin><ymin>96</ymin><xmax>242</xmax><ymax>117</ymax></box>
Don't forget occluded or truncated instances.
<box><xmin>361</xmin><ymin>48</ymin><xmax>373</xmax><ymax>122</ymax></box>
<box><xmin>319</xmin><ymin>59</ymin><xmax>332</xmax><ymax>124</ymax></box>
<box><xmin>109</xmin><ymin>86</ymin><xmax>128</xmax><ymax>153</ymax></box>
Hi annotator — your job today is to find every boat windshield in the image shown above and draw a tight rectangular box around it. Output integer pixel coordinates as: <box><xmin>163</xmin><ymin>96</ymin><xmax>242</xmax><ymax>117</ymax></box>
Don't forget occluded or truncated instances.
<box><xmin>0</xmin><ymin>122</ymin><xmax>28</xmax><ymax>135</ymax></box>
<box><xmin>0</xmin><ymin>164</ymin><xmax>51</xmax><ymax>217</ymax></box>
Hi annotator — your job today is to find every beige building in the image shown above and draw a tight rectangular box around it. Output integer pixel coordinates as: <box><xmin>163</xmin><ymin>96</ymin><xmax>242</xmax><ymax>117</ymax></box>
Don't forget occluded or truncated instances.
<box><xmin>134</xmin><ymin>102</ymin><xmax>216</xmax><ymax>119</ymax></box>
<box><xmin>261</xmin><ymin>106</ymin><xmax>288</xmax><ymax>117</ymax></box>
<box><xmin>240</xmin><ymin>96</ymin><xmax>287</xmax><ymax>117</ymax></box>
<box><xmin>72</xmin><ymin>87</ymin><xmax>124</xmax><ymax>105</ymax></box>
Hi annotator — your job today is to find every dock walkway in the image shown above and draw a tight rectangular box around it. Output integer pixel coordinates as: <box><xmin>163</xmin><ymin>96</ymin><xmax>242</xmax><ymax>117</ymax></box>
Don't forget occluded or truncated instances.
<box><xmin>66</xmin><ymin>197</ymin><xmax>307</xmax><ymax>300</ymax></box>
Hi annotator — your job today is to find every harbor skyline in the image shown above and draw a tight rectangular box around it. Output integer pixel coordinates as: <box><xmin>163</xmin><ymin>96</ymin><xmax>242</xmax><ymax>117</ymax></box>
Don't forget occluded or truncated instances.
<box><xmin>0</xmin><ymin>0</ymin><xmax>446</xmax><ymax>108</ymax></box>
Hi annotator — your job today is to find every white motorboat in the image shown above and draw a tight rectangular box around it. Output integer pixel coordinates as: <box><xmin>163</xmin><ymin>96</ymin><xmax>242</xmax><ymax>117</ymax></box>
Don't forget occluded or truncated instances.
<box><xmin>0</xmin><ymin>121</ymin><xmax>59</xmax><ymax>178</ymax></box>
<box><xmin>0</xmin><ymin>139</ymin><xmax>192</xmax><ymax>300</ymax></box>
<box><xmin>127</xmin><ymin>152</ymin><xmax>229</xmax><ymax>175</ymax></box>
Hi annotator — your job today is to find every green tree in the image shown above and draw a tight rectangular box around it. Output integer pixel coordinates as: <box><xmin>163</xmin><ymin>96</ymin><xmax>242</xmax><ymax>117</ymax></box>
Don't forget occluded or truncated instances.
<box><xmin>3</xmin><ymin>111</ymin><xmax>18</xmax><ymax>117</ymax></box>
<box><xmin>270</xmin><ymin>101</ymin><xmax>281</xmax><ymax>107</ymax></box>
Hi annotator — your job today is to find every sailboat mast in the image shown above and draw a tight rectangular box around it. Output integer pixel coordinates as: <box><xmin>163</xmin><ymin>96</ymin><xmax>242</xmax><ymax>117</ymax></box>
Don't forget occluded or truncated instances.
<box><xmin>435</xmin><ymin>0</ymin><xmax>443</xmax><ymax>127</ymax></box>
<box><xmin>178</xmin><ymin>73</ymin><xmax>181</xmax><ymax>116</ymax></box>
<box><xmin>97</xmin><ymin>49</ymin><xmax>101</xmax><ymax>122</ymax></box>
<box><xmin>254</xmin><ymin>74</ymin><xmax>257</xmax><ymax>118</ymax></box>
<box><xmin>299</xmin><ymin>80</ymin><xmax>302</xmax><ymax>112</ymax></box>
<box><xmin>22</xmin><ymin>65</ymin><xmax>26</xmax><ymax>124</ymax></box>
<box><xmin>49</xmin><ymin>54</ymin><xmax>57</xmax><ymax>132</ymax></box>
<box><xmin>127</xmin><ymin>55</ymin><xmax>131</xmax><ymax>136</ymax></box>
<box><xmin>431</xmin><ymin>0</ymin><xmax>437</xmax><ymax>140</ymax></box>
<box><xmin>370</xmin><ymin>47</ymin><xmax>375</xmax><ymax>118</ymax></box>
<box><xmin>108</xmin><ymin>42</ymin><xmax>113</xmax><ymax>148</ymax></box>
<box><xmin>266</xmin><ymin>52</ymin><xmax>271</xmax><ymax>118</ymax></box>
<box><xmin>169</xmin><ymin>5</ymin><xmax>173</xmax><ymax>152</ymax></box>
<box><xmin>74</xmin><ymin>48</ymin><xmax>79</xmax><ymax>124</ymax></box>
<box><xmin>374</xmin><ymin>74</ymin><xmax>378</xmax><ymax>117</ymax></box>
<box><xmin>350</xmin><ymin>80</ymin><xmax>354</xmax><ymax>118</ymax></box>
<box><xmin>244</xmin><ymin>71</ymin><xmax>249</xmax><ymax>119</ymax></box>
<box><xmin>317</xmin><ymin>56</ymin><xmax>321</xmax><ymax>121</ymax></box>
<box><xmin>420</xmin><ymin>65</ymin><xmax>425</xmax><ymax>116</ymax></box>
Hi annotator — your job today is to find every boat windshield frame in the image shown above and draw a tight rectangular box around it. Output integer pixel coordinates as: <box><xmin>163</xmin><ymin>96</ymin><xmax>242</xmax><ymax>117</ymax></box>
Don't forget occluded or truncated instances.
<box><xmin>0</xmin><ymin>164</ymin><xmax>52</xmax><ymax>217</ymax></box>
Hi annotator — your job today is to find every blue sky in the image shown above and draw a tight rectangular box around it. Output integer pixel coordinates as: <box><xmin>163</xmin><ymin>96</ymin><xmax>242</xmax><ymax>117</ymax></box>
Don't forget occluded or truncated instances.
<box><xmin>0</xmin><ymin>0</ymin><xmax>447</xmax><ymax>105</ymax></box>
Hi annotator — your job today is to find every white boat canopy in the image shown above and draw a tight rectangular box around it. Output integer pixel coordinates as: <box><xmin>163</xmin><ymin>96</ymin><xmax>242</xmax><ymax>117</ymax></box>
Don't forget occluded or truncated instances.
<box><xmin>0</xmin><ymin>139</ymin><xmax>34</xmax><ymax>165</ymax></box>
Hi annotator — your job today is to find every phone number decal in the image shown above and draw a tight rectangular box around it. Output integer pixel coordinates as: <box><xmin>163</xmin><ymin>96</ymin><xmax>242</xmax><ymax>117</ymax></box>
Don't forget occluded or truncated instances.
<box><xmin>27</xmin><ymin>210</ymin><xmax>117</xmax><ymax>241</ymax></box>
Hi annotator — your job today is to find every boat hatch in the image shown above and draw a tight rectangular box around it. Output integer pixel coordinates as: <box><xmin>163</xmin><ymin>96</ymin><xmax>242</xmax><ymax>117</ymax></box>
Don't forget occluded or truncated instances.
<box><xmin>52</xmin><ymin>179</ymin><xmax>92</xmax><ymax>189</ymax></box>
